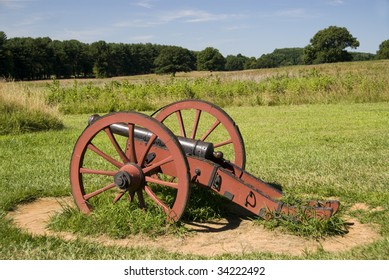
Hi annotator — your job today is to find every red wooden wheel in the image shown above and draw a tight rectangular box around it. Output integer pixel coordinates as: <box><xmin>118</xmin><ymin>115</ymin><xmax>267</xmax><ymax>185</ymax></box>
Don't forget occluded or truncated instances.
<box><xmin>70</xmin><ymin>112</ymin><xmax>190</xmax><ymax>221</ymax></box>
<box><xmin>154</xmin><ymin>100</ymin><xmax>246</xmax><ymax>169</ymax></box>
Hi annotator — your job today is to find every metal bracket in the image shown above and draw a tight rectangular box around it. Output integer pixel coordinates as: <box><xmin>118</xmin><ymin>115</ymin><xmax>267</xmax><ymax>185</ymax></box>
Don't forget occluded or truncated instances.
<box><xmin>207</xmin><ymin>164</ymin><xmax>221</xmax><ymax>190</ymax></box>
<box><xmin>245</xmin><ymin>191</ymin><xmax>256</xmax><ymax>207</ymax></box>
<box><xmin>223</xmin><ymin>191</ymin><xmax>234</xmax><ymax>201</ymax></box>
<box><xmin>212</xmin><ymin>173</ymin><xmax>222</xmax><ymax>191</ymax></box>
<box><xmin>145</xmin><ymin>152</ymin><xmax>156</xmax><ymax>164</ymax></box>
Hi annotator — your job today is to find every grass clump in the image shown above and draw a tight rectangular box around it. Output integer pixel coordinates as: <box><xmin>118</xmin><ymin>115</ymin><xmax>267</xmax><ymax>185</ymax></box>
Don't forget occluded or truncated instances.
<box><xmin>255</xmin><ymin>206</ymin><xmax>351</xmax><ymax>239</ymax></box>
<box><xmin>0</xmin><ymin>82</ymin><xmax>63</xmax><ymax>135</ymax></box>
<box><xmin>251</xmin><ymin>193</ymin><xmax>351</xmax><ymax>239</ymax></box>
<box><xmin>48</xmin><ymin>197</ymin><xmax>186</xmax><ymax>239</ymax></box>
<box><xmin>48</xmin><ymin>185</ymin><xmax>233</xmax><ymax>239</ymax></box>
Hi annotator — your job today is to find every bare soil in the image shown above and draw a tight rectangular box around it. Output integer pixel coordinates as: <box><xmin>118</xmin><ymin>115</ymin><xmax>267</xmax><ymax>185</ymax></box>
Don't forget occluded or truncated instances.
<box><xmin>6</xmin><ymin>197</ymin><xmax>382</xmax><ymax>257</ymax></box>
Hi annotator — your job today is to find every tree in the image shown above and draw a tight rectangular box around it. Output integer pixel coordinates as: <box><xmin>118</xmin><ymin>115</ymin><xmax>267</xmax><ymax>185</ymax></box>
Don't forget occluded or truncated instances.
<box><xmin>5</xmin><ymin>37</ymin><xmax>35</xmax><ymax>80</ymax></box>
<box><xmin>225</xmin><ymin>54</ymin><xmax>248</xmax><ymax>71</ymax></box>
<box><xmin>90</xmin><ymin>40</ymin><xmax>113</xmax><ymax>77</ymax></box>
<box><xmin>61</xmin><ymin>40</ymin><xmax>93</xmax><ymax>78</ymax></box>
<box><xmin>154</xmin><ymin>46</ymin><xmax>195</xmax><ymax>76</ymax></box>
<box><xmin>109</xmin><ymin>43</ymin><xmax>133</xmax><ymax>76</ymax></box>
<box><xmin>129</xmin><ymin>43</ymin><xmax>160</xmax><ymax>75</ymax></box>
<box><xmin>197</xmin><ymin>47</ymin><xmax>226</xmax><ymax>71</ymax></box>
<box><xmin>257</xmin><ymin>48</ymin><xmax>304</xmax><ymax>68</ymax></box>
<box><xmin>0</xmin><ymin>31</ymin><xmax>11</xmax><ymax>78</ymax></box>
<box><xmin>376</xmin><ymin>39</ymin><xmax>389</xmax><ymax>59</ymax></box>
<box><xmin>350</xmin><ymin>52</ymin><xmax>375</xmax><ymax>61</ymax></box>
<box><xmin>244</xmin><ymin>57</ymin><xmax>258</xmax><ymax>70</ymax></box>
<box><xmin>256</xmin><ymin>53</ymin><xmax>277</xmax><ymax>68</ymax></box>
<box><xmin>303</xmin><ymin>26</ymin><xmax>359</xmax><ymax>64</ymax></box>
<box><xmin>0</xmin><ymin>31</ymin><xmax>6</xmax><ymax>50</ymax></box>
<box><xmin>31</xmin><ymin>37</ymin><xmax>54</xmax><ymax>79</ymax></box>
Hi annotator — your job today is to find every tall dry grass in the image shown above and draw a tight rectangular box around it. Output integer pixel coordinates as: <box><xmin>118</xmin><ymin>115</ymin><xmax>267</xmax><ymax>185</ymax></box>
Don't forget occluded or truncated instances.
<box><xmin>0</xmin><ymin>82</ymin><xmax>63</xmax><ymax>134</ymax></box>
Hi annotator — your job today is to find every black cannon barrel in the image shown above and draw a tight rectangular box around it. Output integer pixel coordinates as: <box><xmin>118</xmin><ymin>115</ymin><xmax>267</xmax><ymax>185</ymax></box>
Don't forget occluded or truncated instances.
<box><xmin>88</xmin><ymin>114</ymin><xmax>215</xmax><ymax>160</ymax></box>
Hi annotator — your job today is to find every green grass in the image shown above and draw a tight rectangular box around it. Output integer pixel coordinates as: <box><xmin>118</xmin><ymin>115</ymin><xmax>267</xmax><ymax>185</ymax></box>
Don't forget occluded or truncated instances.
<box><xmin>253</xmin><ymin>205</ymin><xmax>351</xmax><ymax>239</ymax></box>
<box><xmin>0</xmin><ymin>82</ymin><xmax>64</xmax><ymax>135</ymax></box>
<box><xmin>240</xmin><ymin>103</ymin><xmax>389</xmax><ymax>207</ymax></box>
<box><xmin>44</xmin><ymin>60</ymin><xmax>389</xmax><ymax>114</ymax></box>
<box><xmin>0</xmin><ymin>100</ymin><xmax>64</xmax><ymax>135</ymax></box>
<box><xmin>47</xmin><ymin>183</ymin><xmax>234</xmax><ymax>240</ymax></box>
<box><xmin>48</xmin><ymin>200</ymin><xmax>186</xmax><ymax>239</ymax></box>
<box><xmin>1</xmin><ymin>101</ymin><xmax>388</xmax><ymax>259</ymax></box>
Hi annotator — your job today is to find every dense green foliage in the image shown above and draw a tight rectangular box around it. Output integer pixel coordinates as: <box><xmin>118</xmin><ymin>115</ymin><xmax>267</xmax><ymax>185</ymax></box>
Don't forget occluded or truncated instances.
<box><xmin>376</xmin><ymin>39</ymin><xmax>389</xmax><ymax>59</ymax></box>
<box><xmin>0</xmin><ymin>31</ymin><xmax>9</xmax><ymax>78</ymax></box>
<box><xmin>196</xmin><ymin>47</ymin><xmax>226</xmax><ymax>71</ymax></box>
<box><xmin>350</xmin><ymin>52</ymin><xmax>375</xmax><ymax>61</ymax></box>
<box><xmin>154</xmin><ymin>46</ymin><xmax>196</xmax><ymax>75</ymax></box>
<box><xmin>257</xmin><ymin>48</ymin><xmax>305</xmax><ymax>68</ymax></box>
<box><xmin>0</xmin><ymin>35</ymin><xmax>167</xmax><ymax>79</ymax></box>
<box><xmin>225</xmin><ymin>54</ymin><xmax>248</xmax><ymax>71</ymax></box>
<box><xmin>304</xmin><ymin>26</ymin><xmax>360</xmax><ymax>64</ymax></box>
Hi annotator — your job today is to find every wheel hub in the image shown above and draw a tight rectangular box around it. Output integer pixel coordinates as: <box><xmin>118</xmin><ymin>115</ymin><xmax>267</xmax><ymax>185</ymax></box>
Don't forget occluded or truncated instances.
<box><xmin>114</xmin><ymin>171</ymin><xmax>132</xmax><ymax>190</ymax></box>
<box><xmin>114</xmin><ymin>164</ymin><xmax>144</xmax><ymax>192</ymax></box>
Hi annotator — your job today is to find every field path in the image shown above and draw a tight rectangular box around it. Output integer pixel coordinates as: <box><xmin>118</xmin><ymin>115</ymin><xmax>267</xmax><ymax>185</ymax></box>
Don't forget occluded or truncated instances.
<box><xmin>7</xmin><ymin>197</ymin><xmax>381</xmax><ymax>257</ymax></box>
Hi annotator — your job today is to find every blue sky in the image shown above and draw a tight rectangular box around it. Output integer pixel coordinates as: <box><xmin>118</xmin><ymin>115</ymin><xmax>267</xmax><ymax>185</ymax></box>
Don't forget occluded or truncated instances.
<box><xmin>0</xmin><ymin>0</ymin><xmax>388</xmax><ymax>57</ymax></box>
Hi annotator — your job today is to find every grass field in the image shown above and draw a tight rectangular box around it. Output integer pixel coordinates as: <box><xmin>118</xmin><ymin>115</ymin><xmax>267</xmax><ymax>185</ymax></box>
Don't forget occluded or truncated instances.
<box><xmin>0</xmin><ymin>60</ymin><xmax>388</xmax><ymax>259</ymax></box>
<box><xmin>43</xmin><ymin>60</ymin><xmax>389</xmax><ymax>113</ymax></box>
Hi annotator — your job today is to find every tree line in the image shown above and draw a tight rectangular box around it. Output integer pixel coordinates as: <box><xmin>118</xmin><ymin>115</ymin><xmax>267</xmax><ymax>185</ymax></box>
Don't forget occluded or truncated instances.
<box><xmin>0</xmin><ymin>26</ymin><xmax>388</xmax><ymax>80</ymax></box>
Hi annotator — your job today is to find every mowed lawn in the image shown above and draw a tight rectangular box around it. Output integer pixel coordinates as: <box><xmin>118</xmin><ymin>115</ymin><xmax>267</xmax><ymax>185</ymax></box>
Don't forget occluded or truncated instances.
<box><xmin>0</xmin><ymin>102</ymin><xmax>388</xmax><ymax>259</ymax></box>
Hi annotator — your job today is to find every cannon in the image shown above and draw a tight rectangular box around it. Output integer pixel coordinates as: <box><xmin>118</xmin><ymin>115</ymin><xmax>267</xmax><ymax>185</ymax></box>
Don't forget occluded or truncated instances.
<box><xmin>70</xmin><ymin>100</ymin><xmax>340</xmax><ymax>222</ymax></box>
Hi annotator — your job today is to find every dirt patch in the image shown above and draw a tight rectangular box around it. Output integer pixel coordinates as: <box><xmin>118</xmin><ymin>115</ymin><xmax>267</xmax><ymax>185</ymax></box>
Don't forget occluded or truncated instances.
<box><xmin>6</xmin><ymin>197</ymin><xmax>381</xmax><ymax>257</ymax></box>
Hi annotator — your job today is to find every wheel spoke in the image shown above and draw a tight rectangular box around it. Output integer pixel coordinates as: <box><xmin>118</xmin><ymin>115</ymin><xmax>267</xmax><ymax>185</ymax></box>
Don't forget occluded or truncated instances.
<box><xmin>128</xmin><ymin>191</ymin><xmax>135</xmax><ymax>203</ymax></box>
<box><xmin>87</xmin><ymin>143</ymin><xmax>123</xmax><ymax>168</ymax></box>
<box><xmin>80</xmin><ymin>168</ymin><xmax>117</xmax><ymax>176</ymax></box>
<box><xmin>175</xmin><ymin>111</ymin><xmax>187</xmax><ymax>138</ymax></box>
<box><xmin>144</xmin><ymin>185</ymin><xmax>170</xmax><ymax>214</ymax></box>
<box><xmin>125</xmin><ymin>123</ymin><xmax>137</xmax><ymax>163</ymax></box>
<box><xmin>83</xmin><ymin>182</ymin><xmax>116</xmax><ymax>200</ymax></box>
<box><xmin>104</xmin><ymin>127</ymin><xmax>129</xmax><ymax>163</ymax></box>
<box><xmin>142</xmin><ymin>155</ymin><xmax>174</xmax><ymax>174</ymax></box>
<box><xmin>137</xmin><ymin>133</ymin><xmax>157</xmax><ymax>165</ymax></box>
<box><xmin>137</xmin><ymin>190</ymin><xmax>146</xmax><ymax>209</ymax></box>
<box><xmin>214</xmin><ymin>138</ymin><xmax>233</xmax><ymax>148</ymax></box>
<box><xmin>190</xmin><ymin>109</ymin><xmax>202</xmax><ymax>139</ymax></box>
<box><xmin>200</xmin><ymin>119</ymin><xmax>220</xmax><ymax>141</ymax></box>
<box><xmin>145</xmin><ymin>175</ymin><xmax>178</xmax><ymax>189</ymax></box>
<box><xmin>113</xmin><ymin>190</ymin><xmax>126</xmax><ymax>203</ymax></box>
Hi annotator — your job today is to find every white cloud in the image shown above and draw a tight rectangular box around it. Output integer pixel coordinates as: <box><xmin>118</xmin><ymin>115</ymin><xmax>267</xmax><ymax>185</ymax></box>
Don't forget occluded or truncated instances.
<box><xmin>113</xmin><ymin>19</ymin><xmax>159</xmax><ymax>28</ymax></box>
<box><xmin>113</xmin><ymin>9</ymin><xmax>242</xmax><ymax>30</ymax></box>
<box><xmin>160</xmin><ymin>9</ymin><xmax>242</xmax><ymax>23</ymax></box>
<box><xmin>326</xmin><ymin>0</ymin><xmax>345</xmax><ymax>6</ymax></box>
<box><xmin>13</xmin><ymin>15</ymin><xmax>46</xmax><ymax>26</ymax></box>
<box><xmin>225</xmin><ymin>24</ymin><xmax>249</xmax><ymax>31</ymax></box>
<box><xmin>275</xmin><ymin>8</ymin><xmax>307</xmax><ymax>18</ymax></box>
<box><xmin>0</xmin><ymin>0</ymin><xmax>31</xmax><ymax>9</ymax></box>
<box><xmin>136</xmin><ymin>0</ymin><xmax>153</xmax><ymax>9</ymax></box>
<box><xmin>271</xmin><ymin>8</ymin><xmax>319</xmax><ymax>20</ymax></box>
